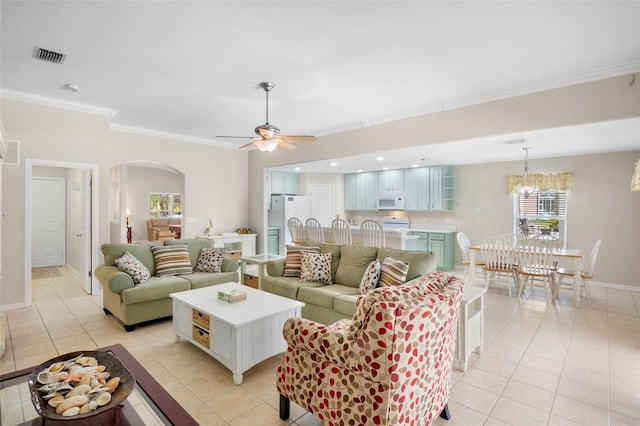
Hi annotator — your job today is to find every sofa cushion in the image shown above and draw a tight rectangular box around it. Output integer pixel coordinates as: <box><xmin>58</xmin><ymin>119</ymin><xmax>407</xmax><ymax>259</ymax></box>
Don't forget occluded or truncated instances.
<box><xmin>151</xmin><ymin>245</ymin><xmax>193</xmax><ymax>276</ymax></box>
<box><xmin>115</xmin><ymin>251</ymin><xmax>150</xmax><ymax>284</ymax></box>
<box><xmin>377</xmin><ymin>247</ymin><xmax>438</xmax><ymax>281</ymax></box>
<box><xmin>334</xmin><ymin>294</ymin><xmax>359</xmax><ymax>317</ymax></box>
<box><xmin>297</xmin><ymin>284</ymin><xmax>360</xmax><ymax>310</ymax></box>
<box><xmin>379</xmin><ymin>256</ymin><xmax>409</xmax><ymax>287</ymax></box>
<box><xmin>194</xmin><ymin>247</ymin><xmax>226</xmax><ymax>272</ymax></box>
<box><xmin>101</xmin><ymin>242</ymin><xmax>160</xmax><ymax>274</ymax></box>
<box><xmin>300</xmin><ymin>252</ymin><xmax>332</xmax><ymax>284</ymax></box>
<box><xmin>359</xmin><ymin>259</ymin><xmax>381</xmax><ymax>294</ymax></box>
<box><xmin>334</xmin><ymin>245</ymin><xmax>378</xmax><ymax>288</ymax></box>
<box><xmin>301</xmin><ymin>241</ymin><xmax>341</xmax><ymax>281</ymax></box>
<box><xmin>177</xmin><ymin>271</ymin><xmax>239</xmax><ymax>289</ymax></box>
<box><xmin>121</xmin><ymin>275</ymin><xmax>190</xmax><ymax>304</ymax></box>
<box><xmin>283</xmin><ymin>245</ymin><xmax>320</xmax><ymax>277</ymax></box>
<box><xmin>164</xmin><ymin>238</ymin><xmax>214</xmax><ymax>267</ymax></box>
<box><xmin>261</xmin><ymin>276</ymin><xmax>324</xmax><ymax>300</ymax></box>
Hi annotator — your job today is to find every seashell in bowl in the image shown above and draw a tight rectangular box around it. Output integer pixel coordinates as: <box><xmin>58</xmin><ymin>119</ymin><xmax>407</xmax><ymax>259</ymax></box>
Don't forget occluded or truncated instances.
<box><xmin>28</xmin><ymin>350</ymin><xmax>134</xmax><ymax>421</ymax></box>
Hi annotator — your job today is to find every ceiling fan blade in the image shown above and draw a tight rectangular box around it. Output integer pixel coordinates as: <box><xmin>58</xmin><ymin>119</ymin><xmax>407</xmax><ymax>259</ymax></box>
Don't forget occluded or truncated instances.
<box><xmin>280</xmin><ymin>135</ymin><xmax>317</xmax><ymax>142</ymax></box>
<box><xmin>278</xmin><ymin>140</ymin><xmax>299</xmax><ymax>150</ymax></box>
<box><xmin>239</xmin><ymin>140</ymin><xmax>258</xmax><ymax>150</ymax></box>
<box><xmin>215</xmin><ymin>135</ymin><xmax>254</xmax><ymax>139</ymax></box>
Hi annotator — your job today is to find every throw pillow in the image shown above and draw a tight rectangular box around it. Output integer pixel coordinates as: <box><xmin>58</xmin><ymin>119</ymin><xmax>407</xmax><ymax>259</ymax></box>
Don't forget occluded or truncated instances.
<box><xmin>283</xmin><ymin>245</ymin><xmax>321</xmax><ymax>277</ymax></box>
<box><xmin>150</xmin><ymin>244</ymin><xmax>193</xmax><ymax>277</ymax></box>
<box><xmin>299</xmin><ymin>251</ymin><xmax>333</xmax><ymax>285</ymax></box>
<box><xmin>359</xmin><ymin>259</ymin><xmax>381</xmax><ymax>294</ymax></box>
<box><xmin>378</xmin><ymin>256</ymin><xmax>409</xmax><ymax>287</ymax></box>
<box><xmin>194</xmin><ymin>247</ymin><xmax>226</xmax><ymax>272</ymax></box>
<box><xmin>115</xmin><ymin>251</ymin><xmax>150</xmax><ymax>284</ymax></box>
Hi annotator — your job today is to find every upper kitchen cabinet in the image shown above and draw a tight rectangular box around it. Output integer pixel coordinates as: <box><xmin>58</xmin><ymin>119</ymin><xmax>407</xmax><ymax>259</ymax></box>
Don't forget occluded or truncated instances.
<box><xmin>403</xmin><ymin>166</ymin><xmax>454</xmax><ymax>211</ymax></box>
<box><xmin>270</xmin><ymin>171</ymin><xmax>298</xmax><ymax>195</ymax></box>
<box><xmin>378</xmin><ymin>169</ymin><xmax>404</xmax><ymax>192</ymax></box>
<box><xmin>345</xmin><ymin>172</ymin><xmax>378</xmax><ymax>210</ymax></box>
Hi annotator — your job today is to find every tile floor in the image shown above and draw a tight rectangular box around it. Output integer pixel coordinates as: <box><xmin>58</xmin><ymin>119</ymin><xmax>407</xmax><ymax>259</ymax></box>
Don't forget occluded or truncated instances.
<box><xmin>1</xmin><ymin>267</ymin><xmax>639</xmax><ymax>425</ymax></box>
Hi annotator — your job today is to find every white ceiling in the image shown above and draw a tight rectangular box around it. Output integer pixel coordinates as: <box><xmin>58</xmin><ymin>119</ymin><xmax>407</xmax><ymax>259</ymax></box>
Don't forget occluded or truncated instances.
<box><xmin>1</xmin><ymin>1</ymin><xmax>640</xmax><ymax>171</ymax></box>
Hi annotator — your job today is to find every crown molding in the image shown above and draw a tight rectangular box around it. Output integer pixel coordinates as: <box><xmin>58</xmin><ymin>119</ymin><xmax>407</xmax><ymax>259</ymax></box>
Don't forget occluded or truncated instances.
<box><xmin>110</xmin><ymin>124</ymin><xmax>239</xmax><ymax>150</ymax></box>
<box><xmin>0</xmin><ymin>88</ymin><xmax>118</xmax><ymax>118</ymax></box>
<box><xmin>314</xmin><ymin>60</ymin><xmax>640</xmax><ymax>136</ymax></box>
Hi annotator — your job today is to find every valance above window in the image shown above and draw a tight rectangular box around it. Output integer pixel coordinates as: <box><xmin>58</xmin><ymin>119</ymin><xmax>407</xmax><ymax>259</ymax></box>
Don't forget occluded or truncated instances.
<box><xmin>508</xmin><ymin>172</ymin><xmax>573</xmax><ymax>194</ymax></box>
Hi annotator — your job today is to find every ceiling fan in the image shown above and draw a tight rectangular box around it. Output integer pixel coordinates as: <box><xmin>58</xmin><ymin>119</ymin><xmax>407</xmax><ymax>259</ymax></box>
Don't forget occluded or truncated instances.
<box><xmin>216</xmin><ymin>82</ymin><xmax>317</xmax><ymax>152</ymax></box>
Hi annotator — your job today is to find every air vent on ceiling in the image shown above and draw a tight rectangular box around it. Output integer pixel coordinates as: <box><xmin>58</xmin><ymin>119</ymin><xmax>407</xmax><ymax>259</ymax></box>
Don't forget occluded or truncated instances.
<box><xmin>33</xmin><ymin>46</ymin><xmax>66</xmax><ymax>64</ymax></box>
<box><xmin>4</xmin><ymin>140</ymin><xmax>20</xmax><ymax>165</ymax></box>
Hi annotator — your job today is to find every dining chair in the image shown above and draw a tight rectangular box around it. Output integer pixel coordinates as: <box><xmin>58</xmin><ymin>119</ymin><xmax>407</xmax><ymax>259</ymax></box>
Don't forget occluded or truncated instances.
<box><xmin>516</xmin><ymin>242</ymin><xmax>556</xmax><ymax>304</ymax></box>
<box><xmin>479</xmin><ymin>237</ymin><xmax>518</xmax><ymax>297</ymax></box>
<box><xmin>360</xmin><ymin>220</ymin><xmax>385</xmax><ymax>248</ymax></box>
<box><xmin>287</xmin><ymin>217</ymin><xmax>305</xmax><ymax>244</ymax></box>
<box><xmin>553</xmin><ymin>239</ymin><xmax>601</xmax><ymax>304</ymax></box>
<box><xmin>331</xmin><ymin>218</ymin><xmax>352</xmax><ymax>245</ymax></box>
<box><xmin>498</xmin><ymin>233</ymin><xmax>520</xmax><ymax>247</ymax></box>
<box><xmin>457</xmin><ymin>232</ymin><xmax>486</xmax><ymax>284</ymax></box>
<box><xmin>304</xmin><ymin>218</ymin><xmax>325</xmax><ymax>243</ymax></box>
<box><xmin>533</xmin><ymin>234</ymin><xmax>560</xmax><ymax>250</ymax></box>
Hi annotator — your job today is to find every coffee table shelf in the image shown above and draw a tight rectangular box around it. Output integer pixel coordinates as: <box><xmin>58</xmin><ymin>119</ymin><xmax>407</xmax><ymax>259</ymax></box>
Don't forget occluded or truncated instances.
<box><xmin>171</xmin><ymin>283</ymin><xmax>304</xmax><ymax>385</ymax></box>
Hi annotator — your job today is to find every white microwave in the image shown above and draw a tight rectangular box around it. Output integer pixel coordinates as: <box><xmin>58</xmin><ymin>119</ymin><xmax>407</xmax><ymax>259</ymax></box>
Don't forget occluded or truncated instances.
<box><xmin>377</xmin><ymin>191</ymin><xmax>405</xmax><ymax>210</ymax></box>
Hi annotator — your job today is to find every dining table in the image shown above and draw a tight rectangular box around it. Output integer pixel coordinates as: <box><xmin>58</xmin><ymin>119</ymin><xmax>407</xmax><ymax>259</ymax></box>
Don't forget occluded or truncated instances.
<box><xmin>468</xmin><ymin>245</ymin><xmax>585</xmax><ymax>307</ymax></box>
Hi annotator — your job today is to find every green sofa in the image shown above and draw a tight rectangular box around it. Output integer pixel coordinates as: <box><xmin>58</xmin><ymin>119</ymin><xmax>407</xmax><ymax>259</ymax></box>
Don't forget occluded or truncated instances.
<box><xmin>96</xmin><ymin>238</ymin><xmax>239</xmax><ymax>331</ymax></box>
<box><xmin>262</xmin><ymin>242</ymin><xmax>438</xmax><ymax>324</ymax></box>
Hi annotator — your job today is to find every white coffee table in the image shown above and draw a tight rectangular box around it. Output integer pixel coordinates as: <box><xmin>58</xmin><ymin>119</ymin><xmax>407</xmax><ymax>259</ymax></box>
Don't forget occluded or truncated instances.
<box><xmin>170</xmin><ymin>283</ymin><xmax>304</xmax><ymax>384</ymax></box>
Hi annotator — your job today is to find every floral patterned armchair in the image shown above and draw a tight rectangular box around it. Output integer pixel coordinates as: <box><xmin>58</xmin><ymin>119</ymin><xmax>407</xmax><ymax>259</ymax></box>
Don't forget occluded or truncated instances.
<box><xmin>277</xmin><ymin>272</ymin><xmax>464</xmax><ymax>426</ymax></box>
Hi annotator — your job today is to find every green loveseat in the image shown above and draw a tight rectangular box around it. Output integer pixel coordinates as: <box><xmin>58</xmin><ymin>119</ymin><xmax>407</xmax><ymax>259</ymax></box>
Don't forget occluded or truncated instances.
<box><xmin>96</xmin><ymin>238</ymin><xmax>239</xmax><ymax>331</ymax></box>
<box><xmin>262</xmin><ymin>242</ymin><xmax>438</xmax><ymax>324</ymax></box>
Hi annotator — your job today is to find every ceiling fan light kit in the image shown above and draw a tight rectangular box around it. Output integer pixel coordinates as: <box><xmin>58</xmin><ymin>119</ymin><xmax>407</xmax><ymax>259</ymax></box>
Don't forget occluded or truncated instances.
<box><xmin>217</xmin><ymin>81</ymin><xmax>317</xmax><ymax>153</ymax></box>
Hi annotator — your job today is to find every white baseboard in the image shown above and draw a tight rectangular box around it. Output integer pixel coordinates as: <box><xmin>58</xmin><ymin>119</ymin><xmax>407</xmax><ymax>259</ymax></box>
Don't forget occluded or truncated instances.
<box><xmin>588</xmin><ymin>281</ymin><xmax>640</xmax><ymax>292</ymax></box>
<box><xmin>0</xmin><ymin>301</ymin><xmax>31</xmax><ymax>311</ymax></box>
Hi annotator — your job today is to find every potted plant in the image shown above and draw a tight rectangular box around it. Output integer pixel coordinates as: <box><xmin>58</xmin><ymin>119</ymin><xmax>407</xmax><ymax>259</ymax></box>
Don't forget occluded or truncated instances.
<box><xmin>548</xmin><ymin>218</ymin><xmax>559</xmax><ymax>232</ymax></box>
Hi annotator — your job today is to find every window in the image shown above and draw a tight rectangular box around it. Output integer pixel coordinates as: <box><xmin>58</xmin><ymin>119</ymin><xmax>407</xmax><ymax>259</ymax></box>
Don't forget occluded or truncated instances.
<box><xmin>149</xmin><ymin>193</ymin><xmax>182</xmax><ymax>219</ymax></box>
<box><xmin>514</xmin><ymin>190</ymin><xmax>568</xmax><ymax>248</ymax></box>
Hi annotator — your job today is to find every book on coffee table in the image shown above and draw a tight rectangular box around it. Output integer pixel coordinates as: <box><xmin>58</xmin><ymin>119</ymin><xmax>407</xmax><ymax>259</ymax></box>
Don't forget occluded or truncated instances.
<box><xmin>218</xmin><ymin>289</ymin><xmax>247</xmax><ymax>303</ymax></box>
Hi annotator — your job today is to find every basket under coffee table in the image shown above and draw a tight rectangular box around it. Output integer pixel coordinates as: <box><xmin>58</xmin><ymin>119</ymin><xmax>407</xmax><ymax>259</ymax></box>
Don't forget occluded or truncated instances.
<box><xmin>170</xmin><ymin>283</ymin><xmax>304</xmax><ymax>385</ymax></box>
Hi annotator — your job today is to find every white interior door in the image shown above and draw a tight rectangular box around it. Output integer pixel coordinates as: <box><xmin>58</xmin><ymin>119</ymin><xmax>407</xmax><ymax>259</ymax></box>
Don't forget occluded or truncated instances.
<box><xmin>32</xmin><ymin>178</ymin><xmax>64</xmax><ymax>268</ymax></box>
<box><xmin>309</xmin><ymin>184</ymin><xmax>335</xmax><ymax>226</ymax></box>
<box><xmin>80</xmin><ymin>170</ymin><xmax>92</xmax><ymax>293</ymax></box>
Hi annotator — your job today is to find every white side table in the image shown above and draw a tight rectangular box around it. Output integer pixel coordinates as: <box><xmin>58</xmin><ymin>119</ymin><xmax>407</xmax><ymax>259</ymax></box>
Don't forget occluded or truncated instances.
<box><xmin>455</xmin><ymin>285</ymin><xmax>486</xmax><ymax>372</ymax></box>
<box><xmin>240</xmin><ymin>254</ymin><xmax>285</xmax><ymax>289</ymax></box>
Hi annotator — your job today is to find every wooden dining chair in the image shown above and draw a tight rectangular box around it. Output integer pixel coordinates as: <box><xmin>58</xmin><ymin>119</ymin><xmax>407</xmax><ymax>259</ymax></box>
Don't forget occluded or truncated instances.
<box><xmin>457</xmin><ymin>232</ymin><xmax>485</xmax><ymax>284</ymax></box>
<box><xmin>516</xmin><ymin>241</ymin><xmax>556</xmax><ymax>304</ymax></box>
<box><xmin>287</xmin><ymin>217</ymin><xmax>305</xmax><ymax>244</ymax></box>
<box><xmin>360</xmin><ymin>220</ymin><xmax>385</xmax><ymax>248</ymax></box>
<box><xmin>305</xmin><ymin>218</ymin><xmax>325</xmax><ymax>243</ymax></box>
<box><xmin>553</xmin><ymin>239</ymin><xmax>601</xmax><ymax>304</ymax></box>
<box><xmin>479</xmin><ymin>237</ymin><xmax>518</xmax><ymax>297</ymax></box>
<box><xmin>331</xmin><ymin>218</ymin><xmax>352</xmax><ymax>245</ymax></box>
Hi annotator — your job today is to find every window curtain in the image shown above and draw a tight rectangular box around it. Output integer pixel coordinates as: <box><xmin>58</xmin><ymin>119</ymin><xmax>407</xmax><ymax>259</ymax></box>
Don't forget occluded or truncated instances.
<box><xmin>508</xmin><ymin>172</ymin><xmax>573</xmax><ymax>194</ymax></box>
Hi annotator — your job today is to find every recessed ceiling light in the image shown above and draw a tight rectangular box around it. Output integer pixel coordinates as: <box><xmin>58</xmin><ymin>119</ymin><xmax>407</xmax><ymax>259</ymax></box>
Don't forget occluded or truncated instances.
<box><xmin>294</xmin><ymin>167</ymin><xmax>300</xmax><ymax>171</ymax></box>
<box><xmin>357</xmin><ymin>169</ymin><xmax>363</xmax><ymax>173</ymax></box>
<box><xmin>330</xmin><ymin>162</ymin><xmax>337</xmax><ymax>167</ymax></box>
<box><xmin>376</xmin><ymin>156</ymin><xmax>384</xmax><ymax>161</ymax></box>
<box><xmin>382</xmin><ymin>167</ymin><xmax>389</xmax><ymax>170</ymax></box>
<box><xmin>411</xmin><ymin>164</ymin><xmax>419</xmax><ymax>168</ymax></box>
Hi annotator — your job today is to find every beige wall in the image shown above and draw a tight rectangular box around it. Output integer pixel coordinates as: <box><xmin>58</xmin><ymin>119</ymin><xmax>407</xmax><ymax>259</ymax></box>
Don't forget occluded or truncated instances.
<box><xmin>109</xmin><ymin>131</ymin><xmax>249</xmax><ymax>238</ymax></box>
<box><xmin>249</xmin><ymin>75</ymin><xmax>640</xmax><ymax>287</ymax></box>
<box><xmin>1</xmin><ymin>98</ymin><xmax>249</xmax><ymax>308</ymax></box>
<box><xmin>1</xmin><ymin>99</ymin><xmax>111</xmax><ymax>308</ymax></box>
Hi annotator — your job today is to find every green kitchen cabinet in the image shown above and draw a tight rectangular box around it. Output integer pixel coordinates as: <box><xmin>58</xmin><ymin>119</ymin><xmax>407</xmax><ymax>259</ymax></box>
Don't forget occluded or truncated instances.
<box><xmin>408</xmin><ymin>231</ymin><xmax>455</xmax><ymax>271</ymax></box>
<box><xmin>267</xmin><ymin>228</ymin><xmax>279</xmax><ymax>255</ymax></box>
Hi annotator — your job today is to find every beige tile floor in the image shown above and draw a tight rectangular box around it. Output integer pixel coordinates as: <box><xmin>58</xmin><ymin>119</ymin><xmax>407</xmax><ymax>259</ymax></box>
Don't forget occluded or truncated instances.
<box><xmin>1</xmin><ymin>267</ymin><xmax>639</xmax><ymax>425</ymax></box>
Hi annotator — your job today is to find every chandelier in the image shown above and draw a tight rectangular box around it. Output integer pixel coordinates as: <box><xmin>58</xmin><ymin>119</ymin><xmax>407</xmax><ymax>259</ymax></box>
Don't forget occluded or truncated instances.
<box><xmin>516</xmin><ymin>147</ymin><xmax>539</xmax><ymax>198</ymax></box>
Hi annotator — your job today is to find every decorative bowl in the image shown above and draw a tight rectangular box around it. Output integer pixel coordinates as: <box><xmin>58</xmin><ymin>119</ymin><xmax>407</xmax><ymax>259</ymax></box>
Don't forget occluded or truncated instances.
<box><xmin>28</xmin><ymin>350</ymin><xmax>135</xmax><ymax>421</ymax></box>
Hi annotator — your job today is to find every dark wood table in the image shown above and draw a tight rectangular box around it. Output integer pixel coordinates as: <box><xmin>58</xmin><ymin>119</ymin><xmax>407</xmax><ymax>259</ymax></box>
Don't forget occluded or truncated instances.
<box><xmin>0</xmin><ymin>344</ymin><xmax>197</xmax><ymax>425</ymax></box>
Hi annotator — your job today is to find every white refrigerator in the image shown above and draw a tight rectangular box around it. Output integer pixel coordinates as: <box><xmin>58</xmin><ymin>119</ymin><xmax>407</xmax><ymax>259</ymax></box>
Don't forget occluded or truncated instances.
<box><xmin>268</xmin><ymin>195</ymin><xmax>310</xmax><ymax>255</ymax></box>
